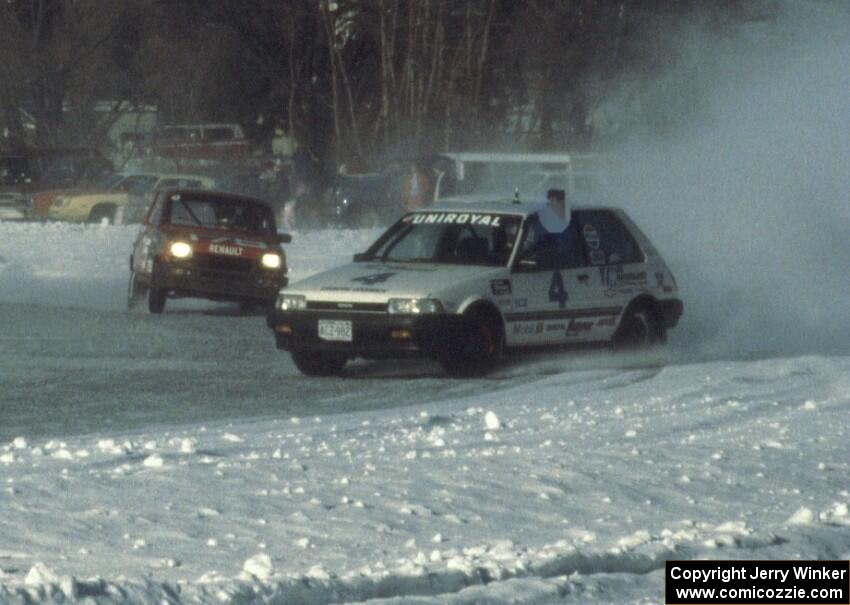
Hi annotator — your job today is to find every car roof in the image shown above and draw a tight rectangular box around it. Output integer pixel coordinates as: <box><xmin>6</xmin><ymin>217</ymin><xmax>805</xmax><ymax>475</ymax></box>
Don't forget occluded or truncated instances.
<box><xmin>423</xmin><ymin>200</ymin><xmax>617</xmax><ymax>217</ymax></box>
<box><xmin>159</xmin><ymin>188</ymin><xmax>269</xmax><ymax>206</ymax></box>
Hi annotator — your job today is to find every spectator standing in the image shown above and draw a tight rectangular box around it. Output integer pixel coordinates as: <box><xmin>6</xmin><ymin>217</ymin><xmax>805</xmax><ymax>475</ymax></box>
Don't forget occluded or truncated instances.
<box><xmin>400</xmin><ymin>159</ymin><xmax>435</xmax><ymax>211</ymax></box>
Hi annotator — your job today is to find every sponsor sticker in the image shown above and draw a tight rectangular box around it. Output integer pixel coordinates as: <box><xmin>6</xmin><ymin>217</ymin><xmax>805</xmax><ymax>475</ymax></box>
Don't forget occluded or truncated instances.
<box><xmin>351</xmin><ymin>272</ymin><xmax>396</xmax><ymax>285</ymax></box>
<box><xmin>409</xmin><ymin>212</ymin><xmax>503</xmax><ymax>227</ymax></box>
<box><xmin>566</xmin><ymin>318</ymin><xmax>594</xmax><ymax>335</ymax></box>
<box><xmin>490</xmin><ymin>279</ymin><xmax>512</xmax><ymax>296</ymax></box>
<box><xmin>583</xmin><ymin>224</ymin><xmax>600</xmax><ymax>250</ymax></box>
<box><xmin>590</xmin><ymin>250</ymin><xmax>606</xmax><ymax>265</ymax></box>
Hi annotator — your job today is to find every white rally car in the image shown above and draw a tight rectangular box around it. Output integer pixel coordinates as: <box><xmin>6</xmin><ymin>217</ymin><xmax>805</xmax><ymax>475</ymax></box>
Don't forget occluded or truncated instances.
<box><xmin>269</xmin><ymin>201</ymin><xmax>683</xmax><ymax>376</ymax></box>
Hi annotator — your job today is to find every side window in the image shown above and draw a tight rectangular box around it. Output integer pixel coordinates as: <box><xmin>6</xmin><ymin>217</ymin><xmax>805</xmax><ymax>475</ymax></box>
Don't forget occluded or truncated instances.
<box><xmin>574</xmin><ymin>210</ymin><xmax>644</xmax><ymax>266</ymax></box>
<box><xmin>516</xmin><ymin>215</ymin><xmax>587</xmax><ymax>270</ymax></box>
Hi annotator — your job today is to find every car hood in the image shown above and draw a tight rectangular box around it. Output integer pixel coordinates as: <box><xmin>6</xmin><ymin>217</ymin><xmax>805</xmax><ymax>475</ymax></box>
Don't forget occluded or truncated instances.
<box><xmin>289</xmin><ymin>261</ymin><xmax>504</xmax><ymax>304</ymax></box>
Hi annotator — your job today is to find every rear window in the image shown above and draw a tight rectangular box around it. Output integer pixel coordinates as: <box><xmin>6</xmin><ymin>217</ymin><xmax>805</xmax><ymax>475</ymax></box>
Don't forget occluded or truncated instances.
<box><xmin>164</xmin><ymin>193</ymin><xmax>275</xmax><ymax>235</ymax></box>
<box><xmin>573</xmin><ymin>210</ymin><xmax>644</xmax><ymax>266</ymax></box>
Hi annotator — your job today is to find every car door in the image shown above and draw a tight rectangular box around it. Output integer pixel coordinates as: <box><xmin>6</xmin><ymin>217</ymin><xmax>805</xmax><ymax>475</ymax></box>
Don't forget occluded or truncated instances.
<box><xmin>571</xmin><ymin>210</ymin><xmax>649</xmax><ymax>341</ymax></box>
<box><xmin>506</xmin><ymin>214</ymin><xmax>605</xmax><ymax>347</ymax></box>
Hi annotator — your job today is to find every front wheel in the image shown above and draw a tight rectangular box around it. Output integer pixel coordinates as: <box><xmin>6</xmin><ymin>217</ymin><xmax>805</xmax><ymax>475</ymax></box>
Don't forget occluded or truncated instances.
<box><xmin>439</xmin><ymin>314</ymin><xmax>502</xmax><ymax>378</ymax></box>
<box><xmin>291</xmin><ymin>351</ymin><xmax>347</xmax><ymax>376</ymax></box>
<box><xmin>147</xmin><ymin>285</ymin><xmax>166</xmax><ymax>314</ymax></box>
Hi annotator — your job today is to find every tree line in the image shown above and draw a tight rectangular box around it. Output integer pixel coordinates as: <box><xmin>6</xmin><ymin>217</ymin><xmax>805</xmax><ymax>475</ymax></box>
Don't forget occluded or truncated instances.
<box><xmin>0</xmin><ymin>0</ymin><xmax>776</xmax><ymax>166</ymax></box>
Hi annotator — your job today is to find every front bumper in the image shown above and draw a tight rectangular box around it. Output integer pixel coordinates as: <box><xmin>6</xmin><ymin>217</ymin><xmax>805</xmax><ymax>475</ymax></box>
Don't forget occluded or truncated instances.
<box><xmin>268</xmin><ymin>310</ymin><xmax>467</xmax><ymax>359</ymax></box>
<box><xmin>154</xmin><ymin>261</ymin><xmax>287</xmax><ymax>304</ymax></box>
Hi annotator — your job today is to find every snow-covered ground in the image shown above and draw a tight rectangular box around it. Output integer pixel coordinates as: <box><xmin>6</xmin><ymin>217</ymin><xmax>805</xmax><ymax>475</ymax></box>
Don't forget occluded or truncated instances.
<box><xmin>1</xmin><ymin>222</ymin><xmax>849</xmax><ymax>604</ymax></box>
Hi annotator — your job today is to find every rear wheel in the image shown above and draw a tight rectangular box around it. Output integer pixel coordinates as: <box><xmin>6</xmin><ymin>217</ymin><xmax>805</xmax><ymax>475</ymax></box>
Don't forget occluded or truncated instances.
<box><xmin>291</xmin><ymin>351</ymin><xmax>347</xmax><ymax>376</ymax></box>
<box><xmin>440</xmin><ymin>312</ymin><xmax>502</xmax><ymax>378</ymax></box>
<box><xmin>612</xmin><ymin>303</ymin><xmax>665</xmax><ymax>350</ymax></box>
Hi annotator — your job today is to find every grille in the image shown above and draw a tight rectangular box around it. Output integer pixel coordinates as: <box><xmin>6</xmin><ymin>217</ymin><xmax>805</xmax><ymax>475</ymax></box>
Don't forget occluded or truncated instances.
<box><xmin>197</xmin><ymin>255</ymin><xmax>254</xmax><ymax>273</ymax></box>
<box><xmin>307</xmin><ymin>301</ymin><xmax>388</xmax><ymax>312</ymax></box>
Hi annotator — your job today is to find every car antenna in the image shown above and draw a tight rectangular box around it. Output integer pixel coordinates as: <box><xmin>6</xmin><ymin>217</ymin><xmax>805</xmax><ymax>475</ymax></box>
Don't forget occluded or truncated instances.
<box><xmin>512</xmin><ymin>187</ymin><xmax>520</xmax><ymax>204</ymax></box>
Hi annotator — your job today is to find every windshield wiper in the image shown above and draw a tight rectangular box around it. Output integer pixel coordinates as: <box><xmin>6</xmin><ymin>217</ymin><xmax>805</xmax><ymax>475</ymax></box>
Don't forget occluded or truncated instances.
<box><xmin>179</xmin><ymin>200</ymin><xmax>204</xmax><ymax>227</ymax></box>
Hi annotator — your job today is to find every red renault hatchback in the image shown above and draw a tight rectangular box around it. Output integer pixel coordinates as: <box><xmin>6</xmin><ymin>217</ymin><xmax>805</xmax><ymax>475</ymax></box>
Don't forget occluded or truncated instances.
<box><xmin>128</xmin><ymin>189</ymin><xmax>290</xmax><ymax>314</ymax></box>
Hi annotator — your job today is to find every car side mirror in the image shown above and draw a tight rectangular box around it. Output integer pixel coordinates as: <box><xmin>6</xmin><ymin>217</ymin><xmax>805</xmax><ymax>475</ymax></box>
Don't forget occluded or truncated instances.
<box><xmin>353</xmin><ymin>252</ymin><xmax>369</xmax><ymax>262</ymax></box>
<box><xmin>277</xmin><ymin>232</ymin><xmax>292</xmax><ymax>244</ymax></box>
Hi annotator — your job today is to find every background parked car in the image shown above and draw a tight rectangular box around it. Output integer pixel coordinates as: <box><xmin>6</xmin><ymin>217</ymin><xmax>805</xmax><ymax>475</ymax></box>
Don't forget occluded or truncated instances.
<box><xmin>49</xmin><ymin>172</ymin><xmax>215</xmax><ymax>224</ymax></box>
<box><xmin>128</xmin><ymin>189</ymin><xmax>290</xmax><ymax>313</ymax></box>
<box><xmin>1</xmin><ymin>148</ymin><xmax>113</xmax><ymax>220</ymax></box>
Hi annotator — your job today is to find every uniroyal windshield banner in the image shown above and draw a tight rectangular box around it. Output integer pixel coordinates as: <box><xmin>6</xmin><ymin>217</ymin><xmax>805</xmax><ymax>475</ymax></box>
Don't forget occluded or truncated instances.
<box><xmin>665</xmin><ymin>560</ymin><xmax>849</xmax><ymax>604</ymax></box>
<box><xmin>405</xmin><ymin>212</ymin><xmax>504</xmax><ymax>226</ymax></box>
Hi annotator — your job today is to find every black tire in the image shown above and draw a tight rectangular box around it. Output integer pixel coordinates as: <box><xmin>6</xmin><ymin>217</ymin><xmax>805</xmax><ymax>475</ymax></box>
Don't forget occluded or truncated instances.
<box><xmin>291</xmin><ymin>351</ymin><xmax>347</xmax><ymax>376</ymax></box>
<box><xmin>147</xmin><ymin>285</ymin><xmax>166</xmax><ymax>314</ymax></box>
<box><xmin>612</xmin><ymin>303</ymin><xmax>665</xmax><ymax>350</ymax></box>
<box><xmin>439</xmin><ymin>312</ymin><xmax>502</xmax><ymax>378</ymax></box>
<box><xmin>88</xmin><ymin>205</ymin><xmax>116</xmax><ymax>224</ymax></box>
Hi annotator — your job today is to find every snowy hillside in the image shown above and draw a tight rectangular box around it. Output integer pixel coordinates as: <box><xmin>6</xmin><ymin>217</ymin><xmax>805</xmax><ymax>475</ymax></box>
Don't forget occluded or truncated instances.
<box><xmin>1</xmin><ymin>222</ymin><xmax>848</xmax><ymax>604</ymax></box>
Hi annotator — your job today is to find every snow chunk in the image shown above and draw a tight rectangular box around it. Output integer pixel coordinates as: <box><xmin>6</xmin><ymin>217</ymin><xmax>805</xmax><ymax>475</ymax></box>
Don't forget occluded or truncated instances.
<box><xmin>484</xmin><ymin>411</ymin><xmax>501</xmax><ymax>430</ymax></box>
<box><xmin>222</xmin><ymin>433</ymin><xmax>244</xmax><ymax>443</ymax></box>
<box><xmin>97</xmin><ymin>439</ymin><xmax>127</xmax><ymax>455</ymax></box>
<box><xmin>802</xmin><ymin>400</ymin><xmax>817</xmax><ymax>410</ymax></box>
<box><xmin>243</xmin><ymin>553</ymin><xmax>274</xmax><ymax>580</ymax></box>
<box><xmin>617</xmin><ymin>529</ymin><xmax>651</xmax><ymax>550</ymax></box>
<box><xmin>143</xmin><ymin>454</ymin><xmax>165</xmax><ymax>469</ymax></box>
<box><xmin>12</xmin><ymin>437</ymin><xmax>28</xmax><ymax>450</ymax></box>
<box><xmin>787</xmin><ymin>506</ymin><xmax>816</xmax><ymax>526</ymax></box>
<box><xmin>25</xmin><ymin>562</ymin><xmax>60</xmax><ymax>586</ymax></box>
<box><xmin>819</xmin><ymin>503</ymin><xmax>850</xmax><ymax>525</ymax></box>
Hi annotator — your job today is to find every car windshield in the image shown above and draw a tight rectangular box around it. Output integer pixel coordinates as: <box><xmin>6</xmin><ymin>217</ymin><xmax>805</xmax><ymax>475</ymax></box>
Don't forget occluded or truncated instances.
<box><xmin>165</xmin><ymin>193</ymin><xmax>275</xmax><ymax>235</ymax></box>
<box><xmin>362</xmin><ymin>211</ymin><xmax>521</xmax><ymax>267</ymax></box>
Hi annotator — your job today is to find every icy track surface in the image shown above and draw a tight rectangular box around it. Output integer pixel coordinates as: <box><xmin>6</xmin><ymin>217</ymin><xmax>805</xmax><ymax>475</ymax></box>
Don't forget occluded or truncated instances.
<box><xmin>1</xmin><ymin>223</ymin><xmax>849</xmax><ymax>605</ymax></box>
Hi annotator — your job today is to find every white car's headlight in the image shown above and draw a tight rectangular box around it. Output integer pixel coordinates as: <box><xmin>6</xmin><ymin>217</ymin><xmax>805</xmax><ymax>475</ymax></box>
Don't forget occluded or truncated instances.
<box><xmin>277</xmin><ymin>293</ymin><xmax>307</xmax><ymax>311</ymax></box>
<box><xmin>387</xmin><ymin>298</ymin><xmax>444</xmax><ymax>314</ymax></box>
<box><xmin>169</xmin><ymin>241</ymin><xmax>192</xmax><ymax>258</ymax></box>
<box><xmin>261</xmin><ymin>253</ymin><xmax>282</xmax><ymax>269</ymax></box>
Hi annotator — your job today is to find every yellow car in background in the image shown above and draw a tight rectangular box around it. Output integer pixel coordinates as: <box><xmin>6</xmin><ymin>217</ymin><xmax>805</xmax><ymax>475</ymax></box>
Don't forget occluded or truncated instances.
<box><xmin>48</xmin><ymin>173</ymin><xmax>215</xmax><ymax>224</ymax></box>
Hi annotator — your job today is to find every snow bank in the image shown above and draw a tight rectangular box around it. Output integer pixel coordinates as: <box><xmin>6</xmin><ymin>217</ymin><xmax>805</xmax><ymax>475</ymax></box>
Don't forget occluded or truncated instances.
<box><xmin>0</xmin><ymin>355</ymin><xmax>848</xmax><ymax>603</ymax></box>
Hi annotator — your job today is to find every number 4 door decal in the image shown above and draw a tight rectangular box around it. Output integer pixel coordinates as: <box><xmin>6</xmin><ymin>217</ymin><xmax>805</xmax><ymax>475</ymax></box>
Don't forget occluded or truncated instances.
<box><xmin>548</xmin><ymin>271</ymin><xmax>568</xmax><ymax>308</ymax></box>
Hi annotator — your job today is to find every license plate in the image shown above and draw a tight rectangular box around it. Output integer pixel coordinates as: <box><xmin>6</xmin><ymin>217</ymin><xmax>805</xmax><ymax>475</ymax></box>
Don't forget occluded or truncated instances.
<box><xmin>318</xmin><ymin>319</ymin><xmax>352</xmax><ymax>342</ymax></box>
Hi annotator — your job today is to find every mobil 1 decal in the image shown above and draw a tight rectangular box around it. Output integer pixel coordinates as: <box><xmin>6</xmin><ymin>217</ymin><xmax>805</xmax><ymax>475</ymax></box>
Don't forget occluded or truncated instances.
<box><xmin>351</xmin><ymin>272</ymin><xmax>397</xmax><ymax>285</ymax></box>
<box><xmin>408</xmin><ymin>212</ymin><xmax>503</xmax><ymax>226</ymax></box>
<box><xmin>548</xmin><ymin>271</ymin><xmax>569</xmax><ymax>308</ymax></box>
